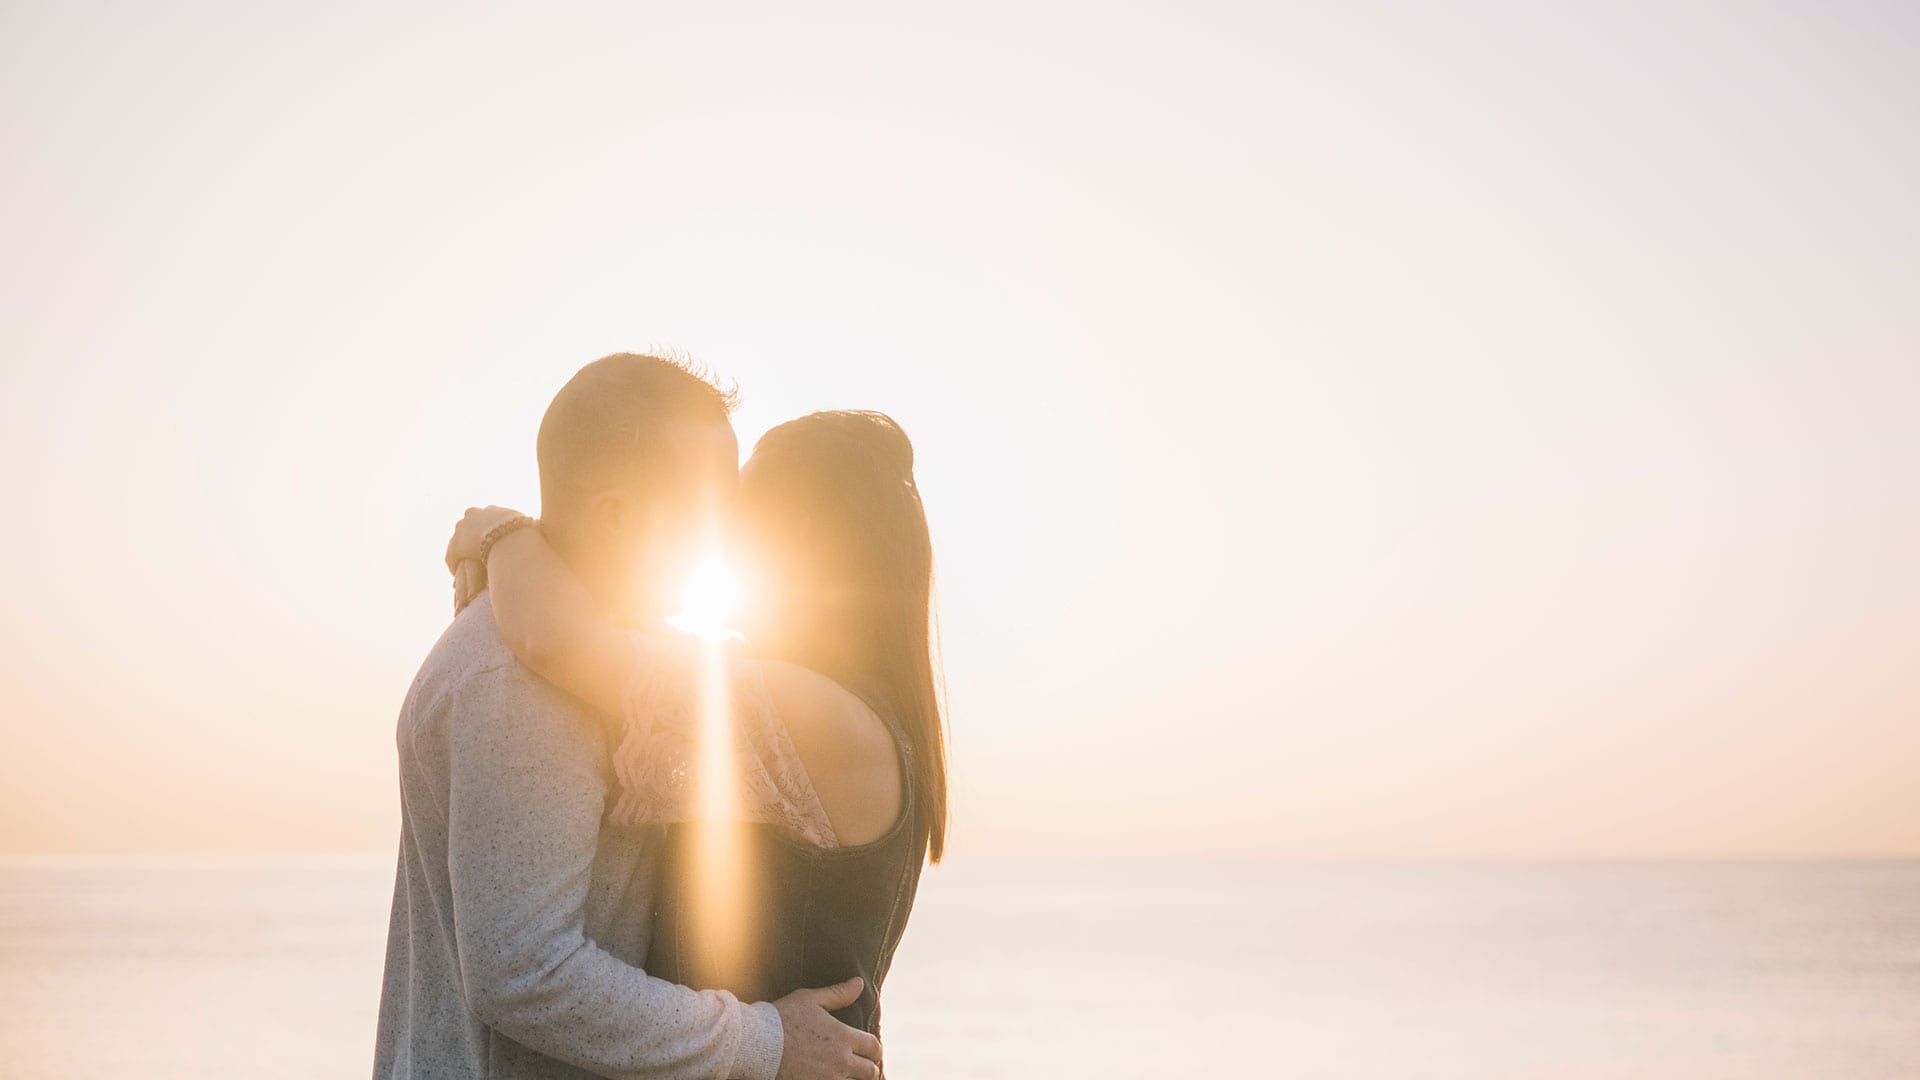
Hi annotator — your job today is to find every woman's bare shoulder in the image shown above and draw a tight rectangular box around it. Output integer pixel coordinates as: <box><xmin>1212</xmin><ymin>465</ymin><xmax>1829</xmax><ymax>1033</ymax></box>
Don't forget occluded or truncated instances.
<box><xmin>754</xmin><ymin>660</ymin><xmax>902</xmax><ymax>844</ymax></box>
<box><xmin>755</xmin><ymin>660</ymin><xmax>895</xmax><ymax>772</ymax></box>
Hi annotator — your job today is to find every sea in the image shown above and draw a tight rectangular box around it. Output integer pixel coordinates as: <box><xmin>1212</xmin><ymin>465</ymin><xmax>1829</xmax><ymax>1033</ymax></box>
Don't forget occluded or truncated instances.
<box><xmin>1</xmin><ymin>857</ymin><xmax>1916</xmax><ymax>1078</ymax></box>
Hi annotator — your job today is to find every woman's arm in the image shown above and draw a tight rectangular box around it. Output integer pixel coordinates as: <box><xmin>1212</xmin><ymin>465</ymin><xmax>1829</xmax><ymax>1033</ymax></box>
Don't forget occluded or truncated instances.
<box><xmin>441</xmin><ymin>509</ymin><xmax>855</xmax><ymax>848</ymax></box>
<box><xmin>449</xmin><ymin>509</ymin><xmax>635</xmax><ymax>718</ymax></box>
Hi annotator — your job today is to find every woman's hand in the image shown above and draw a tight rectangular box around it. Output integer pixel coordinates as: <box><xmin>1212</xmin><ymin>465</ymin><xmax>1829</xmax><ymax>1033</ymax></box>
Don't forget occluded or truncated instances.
<box><xmin>445</xmin><ymin>506</ymin><xmax>528</xmax><ymax>572</ymax></box>
<box><xmin>452</xmin><ymin>558</ymin><xmax>487</xmax><ymax>615</ymax></box>
<box><xmin>445</xmin><ymin>505</ymin><xmax>527</xmax><ymax>616</ymax></box>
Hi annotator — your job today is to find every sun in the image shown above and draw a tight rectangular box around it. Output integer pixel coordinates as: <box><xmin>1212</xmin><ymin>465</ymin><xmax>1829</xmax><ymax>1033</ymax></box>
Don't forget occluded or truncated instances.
<box><xmin>667</xmin><ymin>552</ymin><xmax>744</xmax><ymax>640</ymax></box>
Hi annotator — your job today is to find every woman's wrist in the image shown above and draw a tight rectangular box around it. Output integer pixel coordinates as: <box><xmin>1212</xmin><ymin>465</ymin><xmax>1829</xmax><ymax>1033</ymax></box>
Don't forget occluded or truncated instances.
<box><xmin>477</xmin><ymin>514</ymin><xmax>539</xmax><ymax>566</ymax></box>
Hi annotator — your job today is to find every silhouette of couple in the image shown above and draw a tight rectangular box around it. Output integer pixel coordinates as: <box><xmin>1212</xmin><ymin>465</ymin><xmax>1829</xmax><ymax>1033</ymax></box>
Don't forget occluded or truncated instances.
<box><xmin>375</xmin><ymin>354</ymin><xmax>946</xmax><ymax>1080</ymax></box>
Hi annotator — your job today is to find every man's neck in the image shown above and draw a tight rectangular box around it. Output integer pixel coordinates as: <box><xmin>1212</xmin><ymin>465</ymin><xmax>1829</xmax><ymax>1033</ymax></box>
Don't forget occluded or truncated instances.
<box><xmin>541</xmin><ymin>520</ymin><xmax>667</xmax><ymax>629</ymax></box>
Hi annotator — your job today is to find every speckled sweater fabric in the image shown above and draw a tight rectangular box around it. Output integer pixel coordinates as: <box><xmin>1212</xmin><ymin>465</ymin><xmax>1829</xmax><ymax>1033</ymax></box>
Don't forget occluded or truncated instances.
<box><xmin>372</xmin><ymin>596</ymin><xmax>783</xmax><ymax>1080</ymax></box>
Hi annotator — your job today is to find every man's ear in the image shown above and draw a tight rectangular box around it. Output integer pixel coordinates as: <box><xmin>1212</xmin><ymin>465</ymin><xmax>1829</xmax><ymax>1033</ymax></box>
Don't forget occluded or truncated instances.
<box><xmin>582</xmin><ymin>489</ymin><xmax>639</xmax><ymax>539</ymax></box>
<box><xmin>783</xmin><ymin>507</ymin><xmax>819</xmax><ymax>546</ymax></box>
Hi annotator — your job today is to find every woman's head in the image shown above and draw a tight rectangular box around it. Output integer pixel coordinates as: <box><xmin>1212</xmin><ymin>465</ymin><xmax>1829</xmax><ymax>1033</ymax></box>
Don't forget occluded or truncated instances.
<box><xmin>734</xmin><ymin>410</ymin><xmax>948</xmax><ymax>862</ymax></box>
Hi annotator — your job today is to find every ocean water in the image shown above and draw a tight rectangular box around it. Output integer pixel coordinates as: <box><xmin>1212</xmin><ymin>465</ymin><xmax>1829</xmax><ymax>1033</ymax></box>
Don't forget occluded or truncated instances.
<box><xmin>1</xmin><ymin>857</ymin><xmax>1916</xmax><ymax>1078</ymax></box>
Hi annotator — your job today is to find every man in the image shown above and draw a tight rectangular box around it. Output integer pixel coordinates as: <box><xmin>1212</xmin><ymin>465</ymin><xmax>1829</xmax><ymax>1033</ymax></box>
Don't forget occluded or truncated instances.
<box><xmin>374</xmin><ymin>354</ymin><xmax>882</xmax><ymax>1080</ymax></box>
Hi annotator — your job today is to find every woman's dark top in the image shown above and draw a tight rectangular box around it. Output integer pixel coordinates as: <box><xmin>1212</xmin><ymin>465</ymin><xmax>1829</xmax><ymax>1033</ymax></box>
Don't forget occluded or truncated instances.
<box><xmin>645</xmin><ymin>708</ymin><xmax>925</xmax><ymax>1035</ymax></box>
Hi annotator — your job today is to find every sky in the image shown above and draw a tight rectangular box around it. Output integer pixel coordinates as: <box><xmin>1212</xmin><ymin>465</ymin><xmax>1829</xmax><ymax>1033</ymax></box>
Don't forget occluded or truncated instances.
<box><xmin>1</xmin><ymin>1</ymin><xmax>1916</xmax><ymax>859</ymax></box>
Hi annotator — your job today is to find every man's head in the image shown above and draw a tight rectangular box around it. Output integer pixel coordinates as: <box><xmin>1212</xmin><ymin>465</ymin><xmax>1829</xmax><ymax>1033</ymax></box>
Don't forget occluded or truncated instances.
<box><xmin>536</xmin><ymin>353</ymin><xmax>739</xmax><ymax>620</ymax></box>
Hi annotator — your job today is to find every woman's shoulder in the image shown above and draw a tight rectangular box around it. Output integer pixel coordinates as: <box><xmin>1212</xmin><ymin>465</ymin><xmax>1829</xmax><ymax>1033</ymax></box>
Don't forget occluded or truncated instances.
<box><xmin>753</xmin><ymin>661</ymin><xmax>897</xmax><ymax>775</ymax></box>
<box><xmin>753</xmin><ymin>661</ymin><xmax>903</xmax><ymax>845</ymax></box>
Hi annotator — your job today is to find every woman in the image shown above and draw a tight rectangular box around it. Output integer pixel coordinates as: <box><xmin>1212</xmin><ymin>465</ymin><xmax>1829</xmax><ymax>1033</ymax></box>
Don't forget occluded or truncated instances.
<box><xmin>445</xmin><ymin>409</ymin><xmax>946</xmax><ymax>1042</ymax></box>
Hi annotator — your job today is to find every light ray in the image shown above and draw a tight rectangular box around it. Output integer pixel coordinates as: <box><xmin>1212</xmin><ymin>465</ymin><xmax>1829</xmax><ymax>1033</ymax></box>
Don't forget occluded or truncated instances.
<box><xmin>668</xmin><ymin>550</ymin><xmax>755</xmax><ymax>989</ymax></box>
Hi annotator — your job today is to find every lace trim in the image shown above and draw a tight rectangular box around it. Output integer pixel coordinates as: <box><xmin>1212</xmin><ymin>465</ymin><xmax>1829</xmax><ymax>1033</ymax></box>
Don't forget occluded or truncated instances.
<box><xmin>607</xmin><ymin>632</ymin><xmax>839</xmax><ymax>849</ymax></box>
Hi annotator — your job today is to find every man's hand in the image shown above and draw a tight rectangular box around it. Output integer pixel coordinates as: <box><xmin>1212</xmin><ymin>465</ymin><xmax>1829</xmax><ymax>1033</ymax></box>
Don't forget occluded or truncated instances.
<box><xmin>772</xmin><ymin>977</ymin><xmax>881</xmax><ymax>1080</ymax></box>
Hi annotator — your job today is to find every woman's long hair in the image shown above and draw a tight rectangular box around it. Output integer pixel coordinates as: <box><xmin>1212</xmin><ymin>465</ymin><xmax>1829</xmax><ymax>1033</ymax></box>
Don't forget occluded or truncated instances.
<box><xmin>741</xmin><ymin>410</ymin><xmax>949</xmax><ymax>863</ymax></box>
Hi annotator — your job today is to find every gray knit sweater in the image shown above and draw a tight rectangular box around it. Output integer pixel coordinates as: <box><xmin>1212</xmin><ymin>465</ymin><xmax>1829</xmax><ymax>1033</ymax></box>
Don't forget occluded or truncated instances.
<box><xmin>372</xmin><ymin>596</ymin><xmax>783</xmax><ymax>1079</ymax></box>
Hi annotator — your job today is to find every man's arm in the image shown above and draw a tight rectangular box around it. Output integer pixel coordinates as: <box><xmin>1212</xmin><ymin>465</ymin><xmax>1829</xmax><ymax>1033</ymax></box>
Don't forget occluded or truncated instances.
<box><xmin>442</xmin><ymin>665</ymin><xmax>784</xmax><ymax>1080</ymax></box>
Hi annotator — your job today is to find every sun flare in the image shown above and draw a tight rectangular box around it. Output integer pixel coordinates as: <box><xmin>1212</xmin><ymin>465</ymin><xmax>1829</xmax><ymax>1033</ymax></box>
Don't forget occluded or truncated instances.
<box><xmin>664</xmin><ymin>548</ymin><xmax>757</xmax><ymax>989</ymax></box>
<box><xmin>667</xmin><ymin>552</ymin><xmax>744</xmax><ymax>640</ymax></box>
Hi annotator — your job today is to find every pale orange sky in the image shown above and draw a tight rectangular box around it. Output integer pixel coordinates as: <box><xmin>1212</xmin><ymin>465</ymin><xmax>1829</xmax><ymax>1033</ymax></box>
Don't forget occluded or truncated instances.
<box><xmin>2</xmin><ymin>2</ymin><xmax>1916</xmax><ymax>858</ymax></box>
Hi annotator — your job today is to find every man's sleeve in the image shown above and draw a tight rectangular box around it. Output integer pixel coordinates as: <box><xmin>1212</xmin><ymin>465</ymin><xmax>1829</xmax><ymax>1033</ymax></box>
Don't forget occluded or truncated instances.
<box><xmin>442</xmin><ymin>666</ymin><xmax>785</xmax><ymax>1080</ymax></box>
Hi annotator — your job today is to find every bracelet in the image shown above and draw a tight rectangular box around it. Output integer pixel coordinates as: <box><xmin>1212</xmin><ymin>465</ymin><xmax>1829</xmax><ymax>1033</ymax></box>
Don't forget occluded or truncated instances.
<box><xmin>477</xmin><ymin>514</ymin><xmax>538</xmax><ymax>565</ymax></box>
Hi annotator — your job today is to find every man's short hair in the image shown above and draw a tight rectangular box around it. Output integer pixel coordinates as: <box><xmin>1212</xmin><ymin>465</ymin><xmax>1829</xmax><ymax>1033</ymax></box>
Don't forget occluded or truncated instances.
<box><xmin>536</xmin><ymin>352</ymin><xmax>738</xmax><ymax>518</ymax></box>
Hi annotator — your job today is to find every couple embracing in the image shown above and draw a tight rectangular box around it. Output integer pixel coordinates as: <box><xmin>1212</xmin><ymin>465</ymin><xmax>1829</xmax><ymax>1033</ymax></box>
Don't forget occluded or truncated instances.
<box><xmin>374</xmin><ymin>353</ymin><xmax>947</xmax><ymax>1080</ymax></box>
